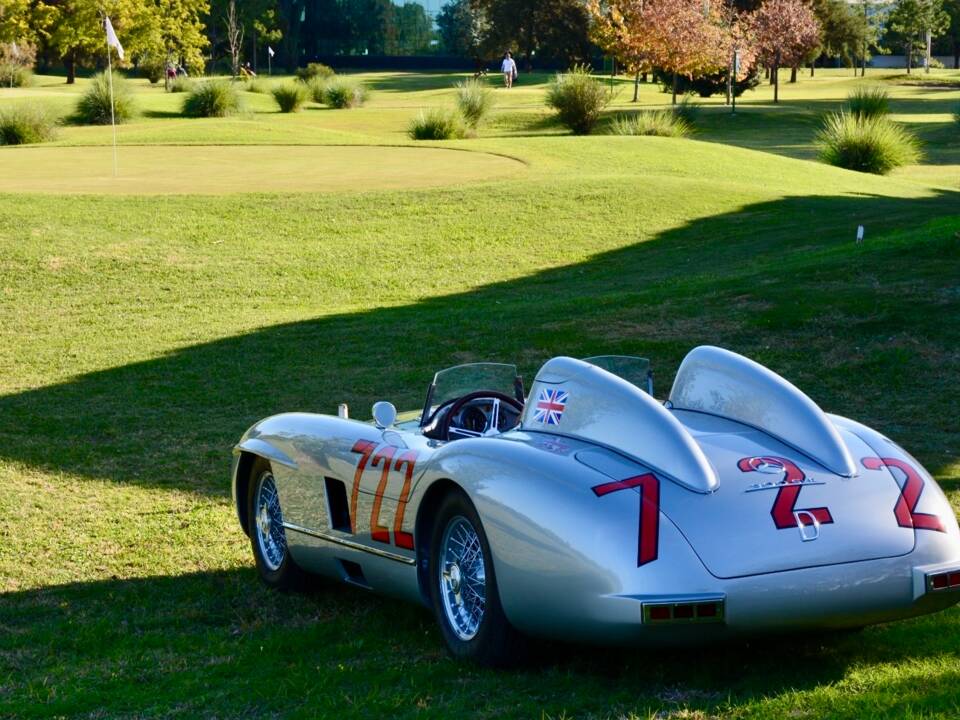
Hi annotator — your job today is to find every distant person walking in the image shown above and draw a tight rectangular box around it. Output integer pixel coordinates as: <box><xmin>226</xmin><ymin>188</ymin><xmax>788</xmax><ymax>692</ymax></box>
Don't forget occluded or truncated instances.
<box><xmin>501</xmin><ymin>52</ymin><xmax>517</xmax><ymax>89</ymax></box>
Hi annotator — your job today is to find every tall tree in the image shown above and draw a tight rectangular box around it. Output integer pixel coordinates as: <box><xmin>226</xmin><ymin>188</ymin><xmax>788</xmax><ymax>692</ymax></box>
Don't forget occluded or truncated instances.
<box><xmin>945</xmin><ymin>0</ymin><xmax>959</xmax><ymax>67</ymax></box>
<box><xmin>887</xmin><ymin>0</ymin><xmax>950</xmax><ymax>72</ymax></box>
<box><xmin>808</xmin><ymin>0</ymin><xmax>871</xmax><ymax>76</ymax></box>
<box><xmin>472</xmin><ymin>0</ymin><xmax>592</xmax><ymax>69</ymax></box>
<box><xmin>588</xmin><ymin>0</ymin><xmax>745</xmax><ymax>103</ymax></box>
<box><xmin>437</xmin><ymin>0</ymin><xmax>489</xmax><ymax>61</ymax></box>
<box><xmin>754</xmin><ymin>0</ymin><xmax>820</xmax><ymax>101</ymax></box>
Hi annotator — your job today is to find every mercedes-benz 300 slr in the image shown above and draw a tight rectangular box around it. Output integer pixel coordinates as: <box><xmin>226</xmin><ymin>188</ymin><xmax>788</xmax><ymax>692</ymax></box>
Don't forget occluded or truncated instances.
<box><xmin>231</xmin><ymin>346</ymin><xmax>960</xmax><ymax>665</ymax></box>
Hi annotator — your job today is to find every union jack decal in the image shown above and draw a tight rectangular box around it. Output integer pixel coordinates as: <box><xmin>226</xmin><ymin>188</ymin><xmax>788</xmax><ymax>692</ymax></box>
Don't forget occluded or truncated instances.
<box><xmin>533</xmin><ymin>388</ymin><xmax>568</xmax><ymax>425</ymax></box>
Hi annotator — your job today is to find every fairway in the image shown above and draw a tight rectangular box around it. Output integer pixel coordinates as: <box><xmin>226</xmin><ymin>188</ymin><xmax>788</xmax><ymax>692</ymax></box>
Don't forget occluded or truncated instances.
<box><xmin>0</xmin><ymin>69</ymin><xmax>958</xmax><ymax>719</ymax></box>
<box><xmin>0</xmin><ymin>143</ymin><xmax>526</xmax><ymax>194</ymax></box>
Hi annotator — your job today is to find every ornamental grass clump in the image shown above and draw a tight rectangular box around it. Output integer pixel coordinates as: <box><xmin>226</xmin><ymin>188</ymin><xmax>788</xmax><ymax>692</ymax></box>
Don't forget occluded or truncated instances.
<box><xmin>272</xmin><ymin>82</ymin><xmax>308</xmax><ymax>113</ymax></box>
<box><xmin>0</xmin><ymin>103</ymin><xmax>57</xmax><ymax>144</ymax></box>
<box><xmin>816</xmin><ymin>112</ymin><xmax>921</xmax><ymax>175</ymax></box>
<box><xmin>545</xmin><ymin>65</ymin><xmax>611</xmax><ymax>135</ymax></box>
<box><xmin>454</xmin><ymin>78</ymin><xmax>495</xmax><ymax>129</ymax></box>
<box><xmin>323</xmin><ymin>77</ymin><xmax>367</xmax><ymax>108</ymax></box>
<box><xmin>182</xmin><ymin>80</ymin><xmax>243</xmax><ymax>118</ymax></box>
<box><xmin>672</xmin><ymin>94</ymin><xmax>701</xmax><ymax>125</ymax></box>
<box><xmin>306</xmin><ymin>76</ymin><xmax>329</xmax><ymax>103</ymax></box>
<box><xmin>75</xmin><ymin>71</ymin><xmax>137</xmax><ymax>124</ymax></box>
<box><xmin>245</xmin><ymin>77</ymin><xmax>271</xmax><ymax>94</ymax></box>
<box><xmin>847</xmin><ymin>86</ymin><xmax>890</xmax><ymax>119</ymax></box>
<box><xmin>408</xmin><ymin>108</ymin><xmax>465</xmax><ymax>140</ymax></box>
<box><xmin>168</xmin><ymin>76</ymin><xmax>194</xmax><ymax>93</ymax></box>
<box><xmin>609</xmin><ymin>110</ymin><xmax>691</xmax><ymax>138</ymax></box>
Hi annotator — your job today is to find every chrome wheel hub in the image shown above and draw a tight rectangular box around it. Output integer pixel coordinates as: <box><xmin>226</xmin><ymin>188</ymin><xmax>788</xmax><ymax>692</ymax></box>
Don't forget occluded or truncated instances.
<box><xmin>254</xmin><ymin>471</ymin><xmax>287</xmax><ymax>572</ymax></box>
<box><xmin>438</xmin><ymin>515</ymin><xmax>486</xmax><ymax>641</ymax></box>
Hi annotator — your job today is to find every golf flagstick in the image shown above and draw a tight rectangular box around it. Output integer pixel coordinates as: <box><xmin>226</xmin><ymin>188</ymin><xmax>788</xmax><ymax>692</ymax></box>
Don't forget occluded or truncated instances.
<box><xmin>103</xmin><ymin>16</ymin><xmax>124</xmax><ymax>177</ymax></box>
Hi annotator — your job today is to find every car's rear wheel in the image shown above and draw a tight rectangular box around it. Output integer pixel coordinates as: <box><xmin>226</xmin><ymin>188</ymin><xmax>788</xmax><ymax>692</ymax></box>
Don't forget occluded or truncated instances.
<box><xmin>428</xmin><ymin>489</ymin><xmax>524</xmax><ymax>666</ymax></box>
<box><xmin>246</xmin><ymin>457</ymin><xmax>304</xmax><ymax>589</ymax></box>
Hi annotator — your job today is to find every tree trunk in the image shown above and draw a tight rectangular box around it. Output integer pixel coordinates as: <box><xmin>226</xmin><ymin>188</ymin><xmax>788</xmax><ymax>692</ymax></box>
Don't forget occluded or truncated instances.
<box><xmin>65</xmin><ymin>51</ymin><xmax>76</xmax><ymax>84</ymax></box>
<box><xmin>633</xmin><ymin>70</ymin><xmax>640</xmax><ymax>102</ymax></box>
<box><xmin>726</xmin><ymin>60</ymin><xmax>732</xmax><ymax>105</ymax></box>
<box><xmin>906</xmin><ymin>41</ymin><xmax>912</xmax><ymax>74</ymax></box>
<box><xmin>773</xmin><ymin>51</ymin><xmax>780</xmax><ymax>103</ymax></box>
<box><xmin>671</xmin><ymin>71</ymin><xmax>677</xmax><ymax>105</ymax></box>
<box><xmin>810</xmin><ymin>61</ymin><xmax>815</xmax><ymax>77</ymax></box>
<box><xmin>954</xmin><ymin>37</ymin><xmax>959</xmax><ymax>69</ymax></box>
<box><xmin>790</xmin><ymin>66</ymin><xmax>797</xmax><ymax>83</ymax></box>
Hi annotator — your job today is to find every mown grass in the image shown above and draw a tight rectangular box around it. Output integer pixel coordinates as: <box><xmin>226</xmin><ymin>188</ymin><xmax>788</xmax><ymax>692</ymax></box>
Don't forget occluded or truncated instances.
<box><xmin>0</xmin><ymin>69</ymin><xmax>958</xmax><ymax>719</ymax></box>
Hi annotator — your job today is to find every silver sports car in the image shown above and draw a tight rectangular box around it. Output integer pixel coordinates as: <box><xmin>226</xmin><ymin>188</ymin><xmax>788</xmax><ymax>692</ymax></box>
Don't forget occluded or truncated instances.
<box><xmin>231</xmin><ymin>346</ymin><xmax>960</xmax><ymax>665</ymax></box>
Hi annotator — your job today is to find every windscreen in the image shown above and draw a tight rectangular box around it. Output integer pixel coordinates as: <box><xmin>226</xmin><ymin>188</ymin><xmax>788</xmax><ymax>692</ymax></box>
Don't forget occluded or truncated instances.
<box><xmin>583</xmin><ymin>355</ymin><xmax>652</xmax><ymax>394</ymax></box>
<box><xmin>430</xmin><ymin>363</ymin><xmax>521</xmax><ymax>410</ymax></box>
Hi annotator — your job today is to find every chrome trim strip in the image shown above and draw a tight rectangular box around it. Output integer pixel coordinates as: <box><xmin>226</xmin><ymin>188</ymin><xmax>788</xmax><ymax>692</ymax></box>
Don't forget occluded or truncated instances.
<box><xmin>282</xmin><ymin>522</ymin><xmax>416</xmax><ymax>565</ymax></box>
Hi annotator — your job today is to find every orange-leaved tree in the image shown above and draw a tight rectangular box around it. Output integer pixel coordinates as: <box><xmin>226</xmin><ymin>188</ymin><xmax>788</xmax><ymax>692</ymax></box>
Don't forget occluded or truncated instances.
<box><xmin>754</xmin><ymin>0</ymin><xmax>820</xmax><ymax>102</ymax></box>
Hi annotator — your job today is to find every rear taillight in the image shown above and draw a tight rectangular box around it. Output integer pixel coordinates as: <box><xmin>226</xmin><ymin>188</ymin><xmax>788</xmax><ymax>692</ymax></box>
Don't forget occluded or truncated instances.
<box><xmin>643</xmin><ymin>599</ymin><xmax>724</xmax><ymax>624</ymax></box>
<box><xmin>927</xmin><ymin>570</ymin><xmax>960</xmax><ymax>592</ymax></box>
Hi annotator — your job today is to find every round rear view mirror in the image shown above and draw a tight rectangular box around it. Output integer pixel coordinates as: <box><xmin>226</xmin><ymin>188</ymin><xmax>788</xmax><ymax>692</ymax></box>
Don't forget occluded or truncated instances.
<box><xmin>372</xmin><ymin>401</ymin><xmax>397</xmax><ymax>429</ymax></box>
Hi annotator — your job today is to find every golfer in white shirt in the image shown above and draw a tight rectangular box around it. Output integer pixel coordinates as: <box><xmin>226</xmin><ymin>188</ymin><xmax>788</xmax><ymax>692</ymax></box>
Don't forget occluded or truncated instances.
<box><xmin>501</xmin><ymin>52</ymin><xmax>517</xmax><ymax>88</ymax></box>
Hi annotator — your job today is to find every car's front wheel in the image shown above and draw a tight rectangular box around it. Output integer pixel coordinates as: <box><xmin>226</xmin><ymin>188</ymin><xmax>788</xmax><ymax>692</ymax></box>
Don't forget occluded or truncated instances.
<box><xmin>246</xmin><ymin>457</ymin><xmax>304</xmax><ymax>589</ymax></box>
<box><xmin>428</xmin><ymin>489</ymin><xmax>524</xmax><ymax>666</ymax></box>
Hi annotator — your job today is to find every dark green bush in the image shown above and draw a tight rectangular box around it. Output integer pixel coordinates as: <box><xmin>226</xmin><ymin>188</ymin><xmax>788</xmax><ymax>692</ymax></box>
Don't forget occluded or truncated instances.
<box><xmin>847</xmin><ymin>86</ymin><xmax>890</xmax><ymax>119</ymax></box>
<box><xmin>545</xmin><ymin>65</ymin><xmax>611</xmax><ymax>135</ymax></box>
<box><xmin>182</xmin><ymin>81</ymin><xmax>243</xmax><ymax>118</ymax></box>
<box><xmin>653</xmin><ymin>68</ymin><xmax>760</xmax><ymax>98</ymax></box>
<box><xmin>295</xmin><ymin>63</ymin><xmax>335</xmax><ymax>82</ymax></box>
<box><xmin>75</xmin><ymin>71</ymin><xmax>137</xmax><ymax>125</ymax></box>
<box><xmin>408</xmin><ymin>108</ymin><xmax>465</xmax><ymax>140</ymax></box>
<box><xmin>323</xmin><ymin>77</ymin><xmax>367</xmax><ymax>108</ymax></box>
<box><xmin>272</xmin><ymin>82</ymin><xmax>308</xmax><ymax>113</ymax></box>
<box><xmin>455</xmin><ymin>78</ymin><xmax>495</xmax><ymax>128</ymax></box>
<box><xmin>817</xmin><ymin>112</ymin><xmax>921</xmax><ymax>175</ymax></box>
<box><xmin>609</xmin><ymin>110</ymin><xmax>691</xmax><ymax>138</ymax></box>
<box><xmin>0</xmin><ymin>103</ymin><xmax>57</xmax><ymax>144</ymax></box>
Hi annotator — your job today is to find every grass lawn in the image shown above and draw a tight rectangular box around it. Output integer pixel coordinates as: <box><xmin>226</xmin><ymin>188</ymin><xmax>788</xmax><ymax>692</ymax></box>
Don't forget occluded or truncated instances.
<box><xmin>0</xmin><ymin>67</ymin><xmax>958</xmax><ymax>719</ymax></box>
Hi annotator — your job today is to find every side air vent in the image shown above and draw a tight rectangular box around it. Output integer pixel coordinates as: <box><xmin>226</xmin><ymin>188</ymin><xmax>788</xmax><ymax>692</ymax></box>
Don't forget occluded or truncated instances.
<box><xmin>338</xmin><ymin>559</ymin><xmax>369</xmax><ymax>588</ymax></box>
<box><xmin>324</xmin><ymin>477</ymin><xmax>352</xmax><ymax>532</ymax></box>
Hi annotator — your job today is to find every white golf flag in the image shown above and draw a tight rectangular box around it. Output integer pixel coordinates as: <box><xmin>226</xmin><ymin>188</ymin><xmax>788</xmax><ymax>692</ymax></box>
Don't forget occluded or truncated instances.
<box><xmin>268</xmin><ymin>46</ymin><xmax>275</xmax><ymax>57</ymax></box>
<box><xmin>104</xmin><ymin>17</ymin><xmax>124</xmax><ymax>60</ymax></box>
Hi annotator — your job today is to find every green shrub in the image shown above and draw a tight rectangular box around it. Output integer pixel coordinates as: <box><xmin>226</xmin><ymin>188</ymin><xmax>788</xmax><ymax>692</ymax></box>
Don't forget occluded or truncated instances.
<box><xmin>847</xmin><ymin>86</ymin><xmax>889</xmax><ymax>119</ymax></box>
<box><xmin>168</xmin><ymin>76</ymin><xmax>194</xmax><ymax>93</ymax></box>
<box><xmin>323</xmin><ymin>77</ymin><xmax>367</xmax><ymax>108</ymax></box>
<box><xmin>138</xmin><ymin>56</ymin><xmax>165</xmax><ymax>84</ymax></box>
<box><xmin>272</xmin><ymin>82</ymin><xmax>308</xmax><ymax>113</ymax></box>
<box><xmin>245</xmin><ymin>77</ymin><xmax>271</xmax><ymax>94</ymax></box>
<box><xmin>0</xmin><ymin>63</ymin><xmax>32</xmax><ymax>87</ymax></box>
<box><xmin>0</xmin><ymin>103</ymin><xmax>57</xmax><ymax>144</ymax></box>
<box><xmin>609</xmin><ymin>110</ymin><xmax>691</xmax><ymax>138</ymax></box>
<box><xmin>672</xmin><ymin>94</ymin><xmax>701</xmax><ymax>124</ymax></box>
<box><xmin>408</xmin><ymin>108</ymin><xmax>465</xmax><ymax>140</ymax></box>
<box><xmin>653</xmin><ymin>67</ymin><xmax>760</xmax><ymax>98</ymax></box>
<box><xmin>454</xmin><ymin>78</ymin><xmax>495</xmax><ymax>129</ymax></box>
<box><xmin>75</xmin><ymin>71</ymin><xmax>137</xmax><ymax>125</ymax></box>
<box><xmin>545</xmin><ymin>65</ymin><xmax>611</xmax><ymax>135</ymax></box>
<box><xmin>182</xmin><ymin>81</ymin><xmax>243</xmax><ymax>118</ymax></box>
<box><xmin>816</xmin><ymin>112</ymin><xmax>921</xmax><ymax>175</ymax></box>
<box><xmin>295</xmin><ymin>62</ymin><xmax>335</xmax><ymax>82</ymax></box>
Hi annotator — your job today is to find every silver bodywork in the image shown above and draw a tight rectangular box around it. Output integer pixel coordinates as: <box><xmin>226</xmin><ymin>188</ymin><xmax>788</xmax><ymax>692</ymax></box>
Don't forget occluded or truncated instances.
<box><xmin>232</xmin><ymin>347</ymin><xmax>960</xmax><ymax>644</ymax></box>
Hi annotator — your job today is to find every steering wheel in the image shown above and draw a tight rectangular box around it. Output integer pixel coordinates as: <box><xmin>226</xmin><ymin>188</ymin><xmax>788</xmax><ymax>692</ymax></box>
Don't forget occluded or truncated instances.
<box><xmin>438</xmin><ymin>390</ymin><xmax>524</xmax><ymax>441</ymax></box>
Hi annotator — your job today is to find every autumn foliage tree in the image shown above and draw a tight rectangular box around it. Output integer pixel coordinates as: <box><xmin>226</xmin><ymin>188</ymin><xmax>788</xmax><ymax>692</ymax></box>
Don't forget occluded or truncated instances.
<box><xmin>588</xmin><ymin>0</ymin><xmax>758</xmax><ymax>103</ymax></box>
<box><xmin>754</xmin><ymin>0</ymin><xmax>820</xmax><ymax>102</ymax></box>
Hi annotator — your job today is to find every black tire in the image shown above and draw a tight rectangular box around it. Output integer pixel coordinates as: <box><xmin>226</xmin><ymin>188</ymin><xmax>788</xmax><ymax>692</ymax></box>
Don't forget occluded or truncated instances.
<box><xmin>246</xmin><ymin>457</ymin><xmax>305</xmax><ymax>590</ymax></box>
<box><xmin>428</xmin><ymin>489</ymin><xmax>525</xmax><ymax>666</ymax></box>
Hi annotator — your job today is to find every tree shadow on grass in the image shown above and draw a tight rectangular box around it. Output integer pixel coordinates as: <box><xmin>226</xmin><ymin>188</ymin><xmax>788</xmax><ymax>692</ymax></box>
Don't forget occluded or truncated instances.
<box><xmin>0</xmin><ymin>188</ymin><xmax>958</xmax><ymax>495</ymax></box>
<box><xmin>2</xmin><ymin>569</ymin><xmax>957</xmax><ymax>718</ymax></box>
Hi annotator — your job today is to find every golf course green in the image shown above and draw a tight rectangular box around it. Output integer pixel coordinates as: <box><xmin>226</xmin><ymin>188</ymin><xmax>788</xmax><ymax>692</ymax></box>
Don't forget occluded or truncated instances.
<box><xmin>0</xmin><ymin>68</ymin><xmax>958</xmax><ymax>719</ymax></box>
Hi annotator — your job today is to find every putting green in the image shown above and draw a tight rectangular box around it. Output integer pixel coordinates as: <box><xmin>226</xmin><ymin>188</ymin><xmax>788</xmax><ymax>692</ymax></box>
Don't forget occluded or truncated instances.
<box><xmin>0</xmin><ymin>144</ymin><xmax>526</xmax><ymax>194</ymax></box>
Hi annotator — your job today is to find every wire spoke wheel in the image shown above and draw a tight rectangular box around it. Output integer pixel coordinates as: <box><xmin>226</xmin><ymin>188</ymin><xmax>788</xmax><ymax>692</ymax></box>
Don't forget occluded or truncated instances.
<box><xmin>439</xmin><ymin>515</ymin><xmax>487</xmax><ymax>641</ymax></box>
<box><xmin>254</xmin><ymin>470</ymin><xmax>287</xmax><ymax>572</ymax></box>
